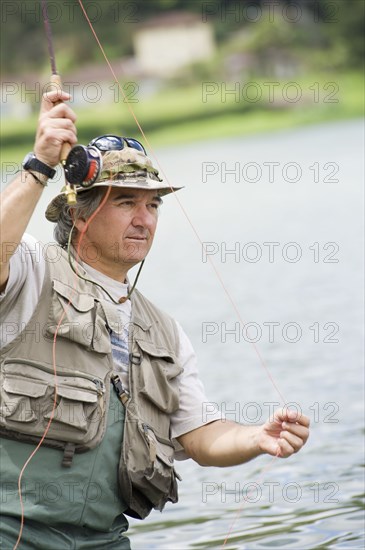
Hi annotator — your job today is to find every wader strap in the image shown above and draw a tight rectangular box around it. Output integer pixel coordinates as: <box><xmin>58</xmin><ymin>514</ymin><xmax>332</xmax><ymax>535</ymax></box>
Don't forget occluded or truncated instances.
<box><xmin>62</xmin><ymin>442</ymin><xmax>76</xmax><ymax>468</ymax></box>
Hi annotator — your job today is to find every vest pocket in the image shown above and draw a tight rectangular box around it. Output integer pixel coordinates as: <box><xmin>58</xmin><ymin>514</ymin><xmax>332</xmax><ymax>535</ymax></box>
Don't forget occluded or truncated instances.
<box><xmin>44</xmin><ymin>384</ymin><xmax>99</xmax><ymax>435</ymax></box>
<box><xmin>1</xmin><ymin>377</ymin><xmax>45</xmax><ymax>422</ymax></box>
<box><xmin>136</xmin><ymin>340</ymin><xmax>183</xmax><ymax>414</ymax></box>
<box><xmin>47</xmin><ymin>279</ymin><xmax>111</xmax><ymax>354</ymax></box>
<box><xmin>119</xmin><ymin>413</ymin><xmax>180</xmax><ymax>519</ymax></box>
<box><xmin>0</xmin><ymin>359</ymin><xmax>105</xmax><ymax>446</ymax></box>
<box><xmin>142</xmin><ymin>423</ymin><xmax>181</xmax><ymax>496</ymax></box>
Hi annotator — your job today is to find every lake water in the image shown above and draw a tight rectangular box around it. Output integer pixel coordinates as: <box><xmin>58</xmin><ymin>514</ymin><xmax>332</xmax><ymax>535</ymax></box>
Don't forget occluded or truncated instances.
<box><xmin>6</xmin><ymin>119</ymin><xmax>364</xmax><ymax>548</ymax></box>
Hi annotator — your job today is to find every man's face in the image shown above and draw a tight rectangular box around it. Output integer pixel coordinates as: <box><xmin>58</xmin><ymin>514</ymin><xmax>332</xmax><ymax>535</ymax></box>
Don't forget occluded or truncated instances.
<box><xmin>75</xmin><ymin>187</ymin><xmax>162</xmax><ymax>277</ymax></box>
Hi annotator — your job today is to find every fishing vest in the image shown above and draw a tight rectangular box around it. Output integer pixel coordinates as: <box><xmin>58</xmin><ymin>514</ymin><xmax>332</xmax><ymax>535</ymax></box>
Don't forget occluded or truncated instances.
<box><xmin>0</xmin><ymin>244</ymin><xmax>183</xmax><ymax>519</ymax></box>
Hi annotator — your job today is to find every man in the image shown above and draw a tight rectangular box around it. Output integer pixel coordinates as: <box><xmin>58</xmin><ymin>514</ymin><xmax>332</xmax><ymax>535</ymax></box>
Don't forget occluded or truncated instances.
<box><xmin>0</xmin><ymin>89</ymin><xmax>310</xmax><ymax>548</ymax></box>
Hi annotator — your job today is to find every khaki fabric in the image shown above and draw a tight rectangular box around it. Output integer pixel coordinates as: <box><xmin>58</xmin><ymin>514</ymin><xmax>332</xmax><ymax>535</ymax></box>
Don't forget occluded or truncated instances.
<box><xmin>0</xmin><ymin>253</ymin><xmax>114</xmax><ymax>462</ymax></box>
<box><xmin>0</xmin><ymin>244</ymin><xmax>182</xmax><ymax>519</ymax></box>
<box><xmin>45</xmin><ymin>145</ymin><xmax>183</xmax><ymax>222</ymax></box>
<box><xmin>118</xmin><ymin>295</ymin><xmax>183</xmax><ymax>518</ymax></box>
<box><xmin>100</xmin><ymin>148</ymin><xmax>161</xmax><ymax>179</ymax></box>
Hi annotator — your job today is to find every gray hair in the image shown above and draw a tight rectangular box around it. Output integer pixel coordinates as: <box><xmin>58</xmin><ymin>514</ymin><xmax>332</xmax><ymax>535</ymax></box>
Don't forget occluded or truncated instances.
<box><xmin>54</xmin><ymin>188</ymin><xmax>106</xmax><ymax>247</ymax></box>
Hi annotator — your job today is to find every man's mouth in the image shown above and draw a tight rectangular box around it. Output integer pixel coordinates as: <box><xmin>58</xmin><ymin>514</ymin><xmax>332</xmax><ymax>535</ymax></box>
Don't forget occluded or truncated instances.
<box><xmin>125</xmin><ymin>235</ymin><xmax>147</xmax><ymax>241</ymax></box>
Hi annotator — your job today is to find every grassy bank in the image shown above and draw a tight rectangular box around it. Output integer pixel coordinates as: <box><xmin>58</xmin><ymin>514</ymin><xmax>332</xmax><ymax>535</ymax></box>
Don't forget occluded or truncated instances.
<box><xmin>1</xmin><ymin>71</ymin><xmax>363</xmax><ymax>164</ymax></box>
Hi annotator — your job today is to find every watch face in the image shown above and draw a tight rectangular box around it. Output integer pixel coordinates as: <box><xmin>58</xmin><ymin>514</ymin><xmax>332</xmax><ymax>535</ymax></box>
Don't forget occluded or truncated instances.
<box><xmin>23</xmin><ymin>153</ymin><xmax>35</xmax><ymax>170</ymax></box>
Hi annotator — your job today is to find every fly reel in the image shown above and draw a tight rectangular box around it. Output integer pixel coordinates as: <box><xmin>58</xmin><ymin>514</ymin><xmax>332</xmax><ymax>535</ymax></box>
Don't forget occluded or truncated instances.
<box><xmin>64</xmin><ymin>145</ymin><xmax>102</xmax><ymax>188</ymax></box>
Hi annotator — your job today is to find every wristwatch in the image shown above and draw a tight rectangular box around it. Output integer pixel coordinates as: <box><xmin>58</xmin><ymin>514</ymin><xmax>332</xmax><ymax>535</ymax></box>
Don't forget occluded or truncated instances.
<box><xmin>22</xmin><ymin>152</ymin><xmax>56</xmax><ymax>183</ymax></box>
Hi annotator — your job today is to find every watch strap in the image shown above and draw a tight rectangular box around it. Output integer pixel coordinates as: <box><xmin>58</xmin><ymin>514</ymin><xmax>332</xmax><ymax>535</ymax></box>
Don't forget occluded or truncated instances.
<box><xmin>23</xmin><ymin>152</ymin><xmax>56</xmax><ymax>180</ymax></box>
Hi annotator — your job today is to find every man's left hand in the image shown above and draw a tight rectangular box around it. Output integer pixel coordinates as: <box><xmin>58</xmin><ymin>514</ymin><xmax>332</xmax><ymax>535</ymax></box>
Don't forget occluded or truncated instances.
<box><xmin>258</xmin><ymin>408</ymin><xmax>310</xmax><ymax>458</ymax></box>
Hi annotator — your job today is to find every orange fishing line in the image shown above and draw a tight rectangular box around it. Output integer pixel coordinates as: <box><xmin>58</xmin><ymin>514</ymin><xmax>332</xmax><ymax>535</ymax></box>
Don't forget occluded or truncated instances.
<box><xmin>76</xmin><ymin>6</ymin><xmax>290</xmax><ymax>546</ymax></box>
<box><xmin>77</xmin><ymin>0</ymin><xmax>287</xmax><ymax>405</ymax></box>
<box><xmin>76</xmin><ymin>4</ymin><xmax>292</xmax><ymax>544</ymax></box>
<box><xmin>221</xmin><ymin>449</ymin><xmax>281</xmax><ymax>548</ymax></box>
<box><xmin>14</xmin><ymin>188</ymin><xmax>111</xmax><ymax>549</ymax></box>
<box><xmin>13</xmin><ymin>3</ymin><xmax>291</xmax><ymax>545</ymax></box>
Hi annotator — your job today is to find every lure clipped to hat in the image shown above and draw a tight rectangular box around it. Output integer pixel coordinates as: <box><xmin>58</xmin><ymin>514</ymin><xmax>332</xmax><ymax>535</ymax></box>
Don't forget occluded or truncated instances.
<box><xmin>45</xmin><ymin>136</ymin><xmax>183</xmax><ymax>222</ymax></box>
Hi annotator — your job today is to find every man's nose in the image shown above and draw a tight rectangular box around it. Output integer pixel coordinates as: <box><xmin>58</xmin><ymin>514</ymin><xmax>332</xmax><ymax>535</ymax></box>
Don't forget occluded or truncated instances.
<box><xmin>131</xmin><ymin>204</ymin><xmax>154</xmax><ymax>228</ymax></box>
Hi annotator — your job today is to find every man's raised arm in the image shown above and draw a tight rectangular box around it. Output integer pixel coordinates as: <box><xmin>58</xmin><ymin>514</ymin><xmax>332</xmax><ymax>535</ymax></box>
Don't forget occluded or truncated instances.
<box><xmin>0</xmin><ymin>89</ymin><xmax>77</xmax><ymax>291</ymax></box>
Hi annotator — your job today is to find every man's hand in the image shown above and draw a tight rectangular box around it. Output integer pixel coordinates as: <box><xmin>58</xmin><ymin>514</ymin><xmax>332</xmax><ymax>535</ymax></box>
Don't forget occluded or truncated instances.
<box><xmin>0</xmin><ymin>87</ymin><xmax>78</xmax><ymax>291</ymax></box>
<box><xmin>178</xmin><ymin>408</ymin><xmax>310</xmax><ymax>467</ymax></box>
<box><xmin>258</xmin><ymin>408</ymin><xmax>310</xmax><ymax>458</ymax></box>
<box><xmin>34</xmin><ymin>89</ymin><xmax>77</xmax><ymax>167</ymax></box>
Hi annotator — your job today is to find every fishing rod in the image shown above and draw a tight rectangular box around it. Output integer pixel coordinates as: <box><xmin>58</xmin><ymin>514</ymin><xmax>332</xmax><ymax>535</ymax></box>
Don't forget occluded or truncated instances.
<box><xmin>41</xmin><ymin>0</ymin><xmax>76</xmax><ymax>204</ymax></box>
<box><xmin>42</xmin><ymin>0</ymin><xmax>104</xmax><ymax>197</ymax></box>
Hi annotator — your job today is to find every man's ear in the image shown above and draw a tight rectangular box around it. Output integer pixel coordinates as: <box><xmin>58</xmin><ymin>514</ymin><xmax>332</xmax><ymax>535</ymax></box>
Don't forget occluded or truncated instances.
<box><xmin>70</xmin><ymin>208</ymin><xmax>87</xmax><ymax>233</ymax></box>
<box><xmin>74</xmin><ymin>218</ymin><xmax>87</xmax><ymax>233</ymax></box>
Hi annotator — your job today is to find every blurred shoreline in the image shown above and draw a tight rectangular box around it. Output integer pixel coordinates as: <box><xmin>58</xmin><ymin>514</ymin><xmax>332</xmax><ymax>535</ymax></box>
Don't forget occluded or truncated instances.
<box><xmin>1</xmin><ymin>70</ymin><xmax>363</xmax><ymax>164</ymax></box>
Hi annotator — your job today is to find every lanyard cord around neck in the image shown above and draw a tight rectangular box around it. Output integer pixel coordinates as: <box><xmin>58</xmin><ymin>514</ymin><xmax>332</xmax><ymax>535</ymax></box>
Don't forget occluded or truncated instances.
<box><xmin>67</xmin><ymin>222</ymin><xmax>145</xmax><ymax>304</ymax></box>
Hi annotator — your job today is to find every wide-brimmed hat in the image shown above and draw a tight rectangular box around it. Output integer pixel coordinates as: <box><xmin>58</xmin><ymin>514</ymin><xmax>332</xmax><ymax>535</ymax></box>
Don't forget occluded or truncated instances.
<box><xmin>45</xmin><ymin>146</ymin><xmax>183</xmax><ymax>222</ymax></box>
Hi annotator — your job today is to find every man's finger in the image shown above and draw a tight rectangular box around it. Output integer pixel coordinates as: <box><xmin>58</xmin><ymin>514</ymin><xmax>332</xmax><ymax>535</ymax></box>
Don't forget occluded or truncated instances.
<box><xmin>277</xmin><ymin>438</ymin><xmax>295</xmax><ymax>458</ymax></box>
<box><xmin>39</xmin><ymin>117</ymin><xmax>77</xmax><ymax>135</ymax></box>
<box><xmin>275</xmin><ymin>408</ymin><xmax>310</xmax><ymax>427</ymax></box>
<box><xmin>280</xmin><ymin>430</ymin><xmax>304</xmax><ymax>452</ymax></box>
<box><xmin>40</xmin><ymin>90</ymin><xmax>72</xmax><ymax>114</ymax></box>
<box><xmin>282</xmin><ymin>421</ymin><xmax>309</xmax><ymax>441</ymax></box>
<box><xmin>287</xmin><ymin>412</ymin><xmax>310</xmax><ymax>427</ymax></box>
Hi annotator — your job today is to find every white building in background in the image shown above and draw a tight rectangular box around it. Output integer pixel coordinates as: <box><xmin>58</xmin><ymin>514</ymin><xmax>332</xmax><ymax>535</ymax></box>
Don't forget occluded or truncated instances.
<box><xmin>133</xmin><ymin>12</ymin><xmax>216</xmax><ymax>77</ymax></box>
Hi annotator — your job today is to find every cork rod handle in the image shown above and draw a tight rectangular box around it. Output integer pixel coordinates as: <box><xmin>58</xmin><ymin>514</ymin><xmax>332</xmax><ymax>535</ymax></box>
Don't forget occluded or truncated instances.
<box><xmin>49</xmin><ymin>74</ymin><xmax>77</xmax><ymax>205</ymax></box>
<box><xmin>50</xmin><ymin>73</ymin><xmax>72</xmax><ymax>164</ymax></box>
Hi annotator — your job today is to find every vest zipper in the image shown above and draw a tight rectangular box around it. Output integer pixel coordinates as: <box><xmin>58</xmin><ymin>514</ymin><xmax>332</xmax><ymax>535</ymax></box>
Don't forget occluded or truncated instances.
<box><xmin>3</xmin><ymin>358</ymin><xmax>105</xmax><ymax>394</ymax></box>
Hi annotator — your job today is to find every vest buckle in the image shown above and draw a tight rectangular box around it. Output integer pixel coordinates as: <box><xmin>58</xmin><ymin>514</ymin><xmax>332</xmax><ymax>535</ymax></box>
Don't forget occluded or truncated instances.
<box><xmin>129</xmin><ymin>352</ymin><xmax>142</xmax><ymax>365</ymax></box>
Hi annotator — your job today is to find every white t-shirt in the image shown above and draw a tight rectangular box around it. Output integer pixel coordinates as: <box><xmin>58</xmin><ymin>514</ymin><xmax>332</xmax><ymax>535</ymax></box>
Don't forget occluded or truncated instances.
<box><xmin>0</xmin><ymin>235</ymin><xmax>222</xmax><ymax>458</ymax></box>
